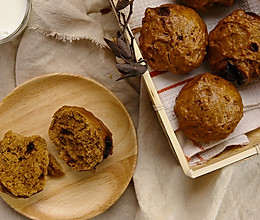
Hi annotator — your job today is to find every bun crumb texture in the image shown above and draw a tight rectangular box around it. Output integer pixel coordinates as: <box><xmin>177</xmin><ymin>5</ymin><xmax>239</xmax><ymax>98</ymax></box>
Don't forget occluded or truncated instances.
<box><xmin>49</xmin><ymin>106</ymin><xmax>113</xmax><ymax>172</ymax></box>
<box><xmin>0</xmin><ymin>131</ymin><xmax>49</xmax><ymax>198</ymax></box>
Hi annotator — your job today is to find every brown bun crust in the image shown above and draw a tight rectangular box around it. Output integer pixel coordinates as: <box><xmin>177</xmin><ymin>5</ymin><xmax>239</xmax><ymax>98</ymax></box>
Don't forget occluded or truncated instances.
<box><xmin>174</xmin><ymin>73</ymin><xmax>243</xmax><ymax>143</ymax></box>
<box><xmin>181</xmin><ymin>0</ymin><xmax>235</xmax><ymax>11</ymax></box>
<box><xmin>139</xmin><ymin>4</ymin><xmax>208</xmax><ymax>74</ymax></box>
<box><xmin>47</xmin><ymin>153</ymin><xmax>65</xmax><ymax>177</ymax></box>
<box><xmin>208</xmin><ymin>10</ymin><xmax>260</xmax><ymax>84</ymax></box>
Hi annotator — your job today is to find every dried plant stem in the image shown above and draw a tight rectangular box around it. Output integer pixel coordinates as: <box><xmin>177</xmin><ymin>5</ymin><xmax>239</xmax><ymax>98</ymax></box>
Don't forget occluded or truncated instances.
<box><xmin>104</xmin><ymin>0</ymin><xmax>147</xmax><ymax>80</ymax></box>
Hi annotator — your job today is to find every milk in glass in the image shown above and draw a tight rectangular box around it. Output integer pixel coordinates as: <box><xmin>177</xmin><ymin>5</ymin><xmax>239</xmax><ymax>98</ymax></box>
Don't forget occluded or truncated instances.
<box><xmin>0</xmin><ymin>0</ymin><xmax>28</xmax><ymax>40</ymax></box>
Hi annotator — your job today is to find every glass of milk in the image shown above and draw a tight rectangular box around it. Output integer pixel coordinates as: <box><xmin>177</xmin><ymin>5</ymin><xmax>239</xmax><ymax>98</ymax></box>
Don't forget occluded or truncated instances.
<box><xmin>0</xmin><ymin>0</ymin><xmax>32</xmax><ymax>44</ymax></box>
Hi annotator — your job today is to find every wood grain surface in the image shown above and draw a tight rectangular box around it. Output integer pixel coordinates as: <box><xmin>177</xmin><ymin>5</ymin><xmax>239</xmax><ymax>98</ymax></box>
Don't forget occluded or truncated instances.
<box><xmin>0</xmin><ymin>73</ymin><xmax>137</xmax><ymax>220</ymax></box>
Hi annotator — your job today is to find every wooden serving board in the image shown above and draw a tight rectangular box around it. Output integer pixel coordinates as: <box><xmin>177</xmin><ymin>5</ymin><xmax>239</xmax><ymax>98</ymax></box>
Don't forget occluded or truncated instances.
<box><xmin>0</xmin><ymin>73</ymin><xmax>137</xmax><ymax>219</ymax></box>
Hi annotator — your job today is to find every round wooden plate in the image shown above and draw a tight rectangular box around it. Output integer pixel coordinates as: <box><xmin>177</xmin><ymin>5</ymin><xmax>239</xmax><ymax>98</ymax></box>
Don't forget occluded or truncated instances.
<box><xmin>0</xmin><ymin>73</ymin><xmax>137</xmax><ymax>220</ymax></box>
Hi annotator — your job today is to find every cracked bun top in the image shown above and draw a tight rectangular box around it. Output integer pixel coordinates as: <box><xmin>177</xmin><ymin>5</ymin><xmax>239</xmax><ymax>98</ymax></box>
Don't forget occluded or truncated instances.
<box><xmin>174</xmin><ymin>73</ymin><xmax>243</xmax><ymax>143</ymax></box>
<box><xmin>181</xmin><ymin>0</ymin><xmax>235</xmax><ymax>11</ymax></box>
<box><xmin>139</xmin><ymin>4</ymin><xmax>208</xmax><ymax>74</ymax></box>
<box><xmin>208</xmin><ymin>10</ymin><xmax>260</xmax><ymax>85</ymax></box>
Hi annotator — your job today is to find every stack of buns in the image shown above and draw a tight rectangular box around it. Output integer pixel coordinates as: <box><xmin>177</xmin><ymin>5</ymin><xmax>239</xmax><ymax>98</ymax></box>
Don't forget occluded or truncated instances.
<box><xmin>139</xmin><ymin>3</ymin><xmax>259</xmax><ymax>143</ymax></box>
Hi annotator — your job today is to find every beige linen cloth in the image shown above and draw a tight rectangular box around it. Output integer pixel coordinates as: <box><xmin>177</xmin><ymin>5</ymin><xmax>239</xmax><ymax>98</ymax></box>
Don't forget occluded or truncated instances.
<box><xmin>0</xmin><ymin>0</ymin><xmax>259</xmax><ymax>220</ymax></box>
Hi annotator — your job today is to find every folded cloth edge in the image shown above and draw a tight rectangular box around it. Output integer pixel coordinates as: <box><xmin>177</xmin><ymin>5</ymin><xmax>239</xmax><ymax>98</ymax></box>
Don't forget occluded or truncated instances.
<box><xmin>27</xmin><ymin>24</ymin><xmax>106</xmax><ymax>46</ymax></box>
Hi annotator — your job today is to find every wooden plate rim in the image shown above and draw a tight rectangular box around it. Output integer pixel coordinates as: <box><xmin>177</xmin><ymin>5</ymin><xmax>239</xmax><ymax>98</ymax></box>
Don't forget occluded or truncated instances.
<box><xmin>0</xmin><ymin>72</ymin><xmax>138</xmax><ymax>219</ymax></box>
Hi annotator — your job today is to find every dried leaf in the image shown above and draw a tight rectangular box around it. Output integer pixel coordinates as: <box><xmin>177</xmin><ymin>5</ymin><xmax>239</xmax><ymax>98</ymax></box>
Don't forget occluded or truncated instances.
<box><xmin>116</xmin><ymin>74</ymin><xmax>133</xmax><ymax>81</ymax></box>
<box><xmin>104</xmin><ymin>38</ymin><xmax>121</xmax><ymax>58</ymax></box>
<box><xmin>117</xmin><ymin>37</ymin><xmax>134</xmax><ymax>60</ymax></box>
<box><xmin>100</xmin><ymin>8</ymin><xmax>111</xmax><ymax>14</ymax></box>
<box><xmin>108</xmin><ymin>0</ymin><xmax>147</xmax><ymax>81</ymax></box>
<box><xmin>116</xmin><ymin>62</ymin><xmax>147</xmax><ymax>78</ymax></box>
<box><xmin>116</xmin><ymin>0</ymin><xmax>134</xmax><ymax>11</ymax></box>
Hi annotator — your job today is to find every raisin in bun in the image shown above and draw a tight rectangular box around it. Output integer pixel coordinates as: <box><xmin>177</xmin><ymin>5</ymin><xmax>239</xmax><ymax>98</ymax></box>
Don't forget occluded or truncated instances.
<box><xmin>174</xmin><ymin>73</ymin><xmax>243</xmax><ymax>143</ymax></box>
<box><xmin>181</xmin><ymin>0</ymin><xmax>235</xmax><ymax>11</ymax></box>
<box><xmin>208</xmin><ymin>10</ymin><xmax>260</xmax><ymax>84</ymax></box>
<box><xmin>139</xmin><ymin>4</ymin><xmax>208</xmax><ymax>74</ymax></box>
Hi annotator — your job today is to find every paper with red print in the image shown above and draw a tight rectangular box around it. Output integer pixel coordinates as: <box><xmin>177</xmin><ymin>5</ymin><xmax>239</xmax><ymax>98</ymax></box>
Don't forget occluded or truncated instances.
<box><xmin>151</xmin><ymin>69</ymin><xmax>260</xmax><ymax>165</ymax></box>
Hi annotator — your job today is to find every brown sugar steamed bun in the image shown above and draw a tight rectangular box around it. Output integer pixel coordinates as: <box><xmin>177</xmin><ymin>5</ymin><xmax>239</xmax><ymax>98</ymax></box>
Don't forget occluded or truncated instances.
<box><xmin>181</xmin><ymin>0</ymin><xmax>235</xmax><ymax>11</ymax></box>
<box><xmin>174</xmin><ymin>73</ymin><xmax>243</xmax><ymax>143</ymax></box>
<box><xmin>0</xmin><ymin>131</ymin><xmax>49</xmax><ymax>198</ymax></box>
<box><xmin>49</xmin><ymin>106</ymin><xmax>113</xmax><ymax>172</ymax></box>
<box><xmin>139</xmin><ymin>4</ymin><xmax>208</xmax><ymax>74</ymax></box>
<box><xmin>208</xmin><ymin>10</ymin><xmax>260</xmax><ymax>85</ymax></box>
<box><xmin>47</xmin><ymin>153</ymin><xmax>65</xmax><ymax>177</ymax></box>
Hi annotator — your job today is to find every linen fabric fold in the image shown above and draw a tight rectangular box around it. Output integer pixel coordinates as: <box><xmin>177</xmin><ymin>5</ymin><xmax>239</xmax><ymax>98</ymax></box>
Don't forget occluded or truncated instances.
<box><xmin>28</xmin><ymin>0</ymin><xmax>117</xmax><ymax>46</ymax></box>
